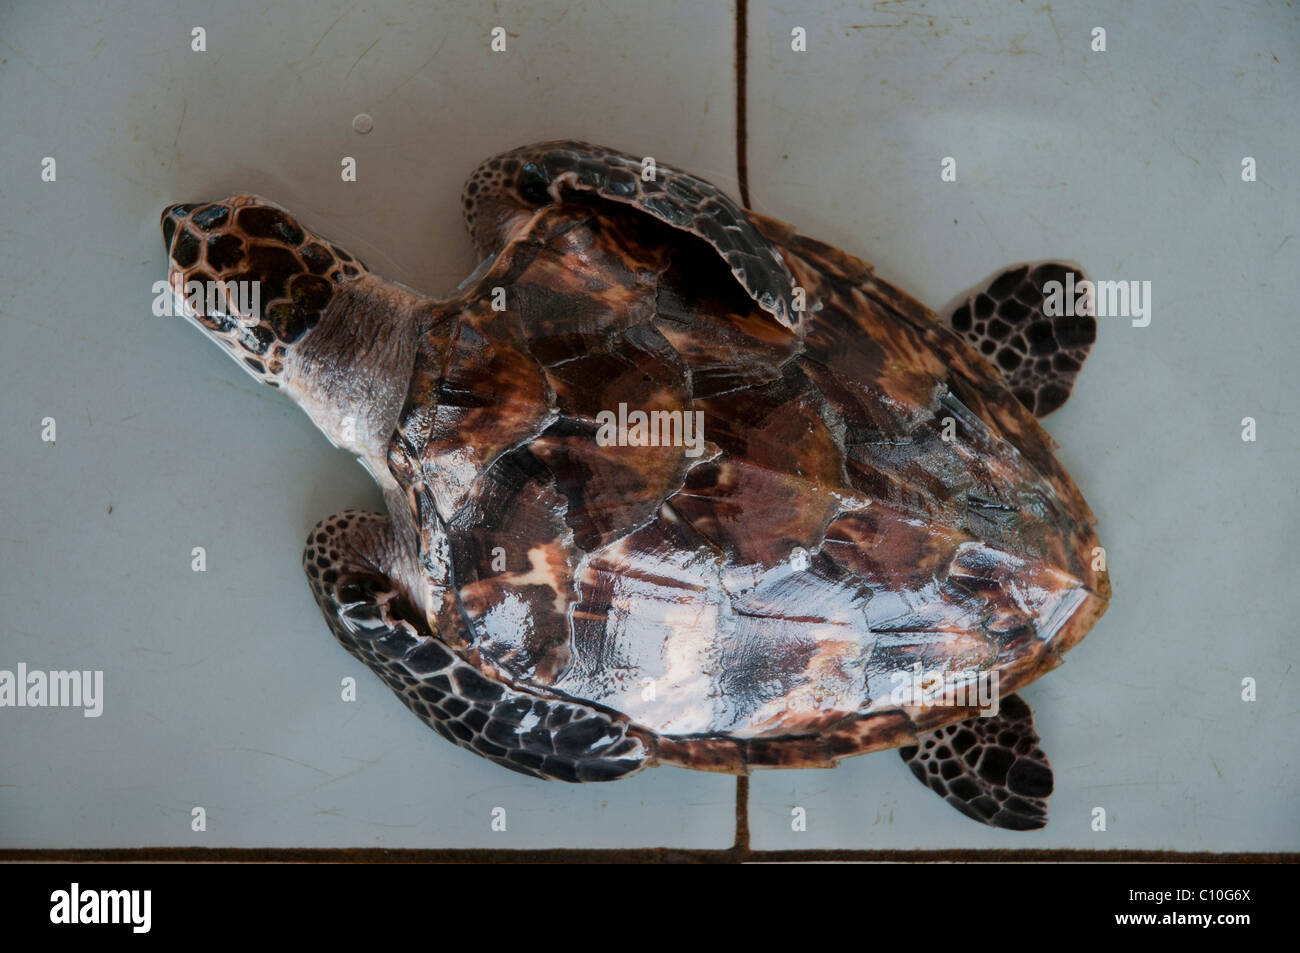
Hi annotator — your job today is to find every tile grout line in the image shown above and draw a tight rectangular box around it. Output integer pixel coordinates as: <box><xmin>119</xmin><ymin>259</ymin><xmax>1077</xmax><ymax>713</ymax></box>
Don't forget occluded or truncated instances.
<box><xmin>735</xmin><ymin>0</ymin><xmax>751</xmax><ymax>208</ymax></box>
<box><xmin>5</xmin><ymin>848</ymin><xmax>1293</xmax><ymax>864</ymax></box>
<box><xmin>733</xmin><ymin>0</ymin><xmax>752</xmax><ymax>855</ymax></box>
<box><xmin>733</xmin><ymin>775</ymin><xmax>751</xmax><ymax>852</ymax></box>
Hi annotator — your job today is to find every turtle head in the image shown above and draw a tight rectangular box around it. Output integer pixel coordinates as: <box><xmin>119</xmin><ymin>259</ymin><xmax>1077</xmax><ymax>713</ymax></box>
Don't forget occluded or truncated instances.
<box><xmin>162</xmin><ymin>195</ymin><xmax>425</xmax><ymax>462</ymax></box>
<box><xmin>161</xmin><ymin>195</ymin><xmax>364</xmax><ymax>388</ymax></box>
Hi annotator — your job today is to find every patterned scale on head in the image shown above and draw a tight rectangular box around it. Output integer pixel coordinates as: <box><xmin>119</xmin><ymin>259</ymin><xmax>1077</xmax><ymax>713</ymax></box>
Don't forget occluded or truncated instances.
<box><xmin>161</xmin><ymin>196</ymin><xmax>366</xmax><ymax>386</ymax></box>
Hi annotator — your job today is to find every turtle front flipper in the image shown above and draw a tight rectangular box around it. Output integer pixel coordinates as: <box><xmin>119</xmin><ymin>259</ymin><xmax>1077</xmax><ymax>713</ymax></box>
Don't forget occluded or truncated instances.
<box><xmin>304</xmin><ymin>511</ymin><xmax>651</xmax><ymax>782</ymax></box>
<box><xmin>948</xmin><ymin>262</ymin><xmax>1097</xmax><ymax>416</ymax></box>
<box><xmin>898</xmin><ymin>694</ymin><xmax>1053</xmax><ymax>831</ymax></box>
<box><xmin>461</xmin><ymin>140</ymin><xmax>801</xmax><ymax>328</ymax></box>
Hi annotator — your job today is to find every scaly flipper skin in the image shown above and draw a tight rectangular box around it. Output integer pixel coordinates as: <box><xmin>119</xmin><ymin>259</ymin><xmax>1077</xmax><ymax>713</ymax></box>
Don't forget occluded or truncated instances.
<box><xmin>949</xmin><ymin>263</ymin><xmax>1097</xmax><ymax>417</ymax></box>
<box><xmin>898</xmin><ymin>693</ymin><xmax>1053</xmax><ymax>830</ymax></box>
<box><xmin>303</xmin><ymin>511</ymin><xmax>651</xmax><ymax>782</ymax></box>
<box><xmin>461</xmin><ymin>140</ymin><xmax>803</xmax><ymax>328</ymax></box>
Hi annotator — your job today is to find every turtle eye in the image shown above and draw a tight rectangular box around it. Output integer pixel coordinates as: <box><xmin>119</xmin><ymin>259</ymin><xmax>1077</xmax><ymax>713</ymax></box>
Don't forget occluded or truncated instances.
<box><xmin>519</xmin><ymin>163</ymin><xmax>551</xmax><ymax>204</ymax></box>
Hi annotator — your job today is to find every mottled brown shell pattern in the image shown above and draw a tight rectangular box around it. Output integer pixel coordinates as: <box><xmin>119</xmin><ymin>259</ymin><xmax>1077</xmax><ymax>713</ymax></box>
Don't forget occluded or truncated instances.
<box><xmin>387</xmin><ymin>201</ymin><xmax>1109</xmax><ymax>770</ymax></box>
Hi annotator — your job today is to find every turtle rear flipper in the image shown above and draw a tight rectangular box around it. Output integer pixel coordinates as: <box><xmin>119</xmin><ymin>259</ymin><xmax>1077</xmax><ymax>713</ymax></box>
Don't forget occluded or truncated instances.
<box><xmin>948</xmin><ymin>262</ymin><xmax>1097</xmax><ymax>417</ymax></box>
<box><xmin>461</xmin><ymin>140</ymin><xmax>801</xmax><ymax>329</ymax></box>
<box><xmin>899</xmin><ymin>694</ymin><xmax>1053</xmax><ymax>831</ymax></box>
<box><xmin>304</xmin><ymin>511</ymin><xmax>651</xmax><ymax>782</ymax></box>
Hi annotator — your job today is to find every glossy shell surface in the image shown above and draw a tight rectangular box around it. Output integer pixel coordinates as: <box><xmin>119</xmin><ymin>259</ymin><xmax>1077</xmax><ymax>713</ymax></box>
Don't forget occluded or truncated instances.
<box><xmin>386</xmin><ymin>201</ymin><xmax>1109</xmax><ymax>767</ymax></box>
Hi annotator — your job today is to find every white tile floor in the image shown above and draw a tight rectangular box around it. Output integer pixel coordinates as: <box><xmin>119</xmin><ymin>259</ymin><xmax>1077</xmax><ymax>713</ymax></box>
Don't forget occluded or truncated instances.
<box><xmin>0</xmin><ymin>0</ymin><xmax>1295</xmax><ymax>851</ymax></box>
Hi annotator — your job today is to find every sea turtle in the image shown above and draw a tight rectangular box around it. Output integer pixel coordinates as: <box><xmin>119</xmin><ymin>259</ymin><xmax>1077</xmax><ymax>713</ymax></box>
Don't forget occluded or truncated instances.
<box><xmin>161</xmin><ymin>141</ymin><xmax>1109</xmax><ymax>830</ymax></box>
